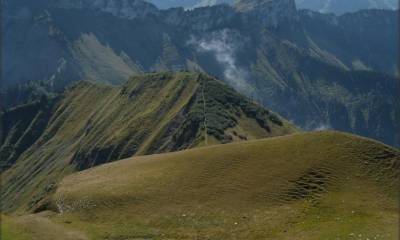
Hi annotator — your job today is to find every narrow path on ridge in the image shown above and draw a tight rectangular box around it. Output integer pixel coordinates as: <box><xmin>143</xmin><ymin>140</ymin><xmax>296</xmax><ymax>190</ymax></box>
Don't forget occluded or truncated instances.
<box><xmin>201</xmin><ymin>78</ymin><xmax>208</xmax><ymax>146</ymax></box>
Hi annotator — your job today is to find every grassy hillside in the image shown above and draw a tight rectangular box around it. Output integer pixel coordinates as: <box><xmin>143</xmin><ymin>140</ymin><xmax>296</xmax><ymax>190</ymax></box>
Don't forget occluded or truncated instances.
<box><xmin>6</xmin><ymin>131</ymin><xmax>396</xmax><ymax>240</ymax></box>
<box><xmin>1</xmin><ymin>214</ymin><xmax>88</xmax><ymax>240</ymax></box>
<box><xmin>0</xmin><ymin>72</ymin><xmax>297</xmax><ymax>212</ymax></box>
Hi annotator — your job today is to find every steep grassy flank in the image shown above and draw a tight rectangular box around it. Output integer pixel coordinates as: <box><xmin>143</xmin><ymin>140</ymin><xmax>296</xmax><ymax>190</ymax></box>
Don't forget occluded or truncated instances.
<box><xmin>1</xmin><ymin>72</ymin><xmax>297</xmax><ymax>212</ymax></box>
<box><xmin>71</xmin><ymin>33</ymin><xmax>142</xmax><ymax>85</ymax></box>
<box><xmin>38</xmin><ymin>131</ymin><xmax>400</xmax><ymax>240</ymax></box>
<box><xmin>0</xmin><ymin>97</ymin><xmax>56</xmax><ymax>172</ymax></box>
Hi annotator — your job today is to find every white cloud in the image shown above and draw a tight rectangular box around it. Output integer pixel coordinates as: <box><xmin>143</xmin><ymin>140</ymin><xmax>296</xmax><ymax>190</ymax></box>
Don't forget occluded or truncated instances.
<box><xmin>313</xmin><ymin>123</ymin><xmax>332</xmax><ymax>131</ymax></box>
<box><xmin>188</xmin><ymin>29</ymin><xmax>252</xmax><ymax>94</ymax></box>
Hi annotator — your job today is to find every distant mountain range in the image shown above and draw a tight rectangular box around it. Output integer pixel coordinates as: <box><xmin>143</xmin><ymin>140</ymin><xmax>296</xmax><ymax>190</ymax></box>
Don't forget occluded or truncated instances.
<box><xmin>146</xmin><ymin>0</ymin><xmax>398</xmax><ymax>14</ymax></box>
<box><xmin>2</xmin><ymin>0</ymin><xmax>398</xmax><ymax>147</ymax></box>
<box><xmin>296</xmin><ymin>0</ymin><xmax>398</xmax><ymax>14</ymax></box>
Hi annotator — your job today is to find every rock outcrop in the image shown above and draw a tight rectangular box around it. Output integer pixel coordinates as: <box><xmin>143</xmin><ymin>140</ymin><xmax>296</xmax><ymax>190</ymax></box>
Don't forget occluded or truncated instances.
<box><xmin>235</xmin><ymin>0</ymin><xmax>298</xmax><ymax>27</ymax></box>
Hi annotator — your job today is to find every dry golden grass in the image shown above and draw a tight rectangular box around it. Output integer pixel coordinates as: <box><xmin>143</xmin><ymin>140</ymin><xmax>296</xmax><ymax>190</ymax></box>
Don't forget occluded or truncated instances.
<box><xmin>40</xmin><ymin>131</ymin><xmax>400</xmax><ymax>239</ymax></box>
<box><xmin>1</xmin><ymin>213</ymin><xmax>88</xmax><ymax>240</ymax></box>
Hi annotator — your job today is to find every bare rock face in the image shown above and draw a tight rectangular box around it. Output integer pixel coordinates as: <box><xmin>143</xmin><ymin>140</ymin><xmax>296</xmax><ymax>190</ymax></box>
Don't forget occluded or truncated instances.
<box><xmin>296</xmin><ymin>0</ymin><xmax>398</xmax><ymax>15</ymax></box>
<box><xmin>162</xmin><ymin>4</ymin><xmax>238</xmax><ymax>31</ymax></box>
<box><xmin>54</xmin><ymin>0</ymin><xmax>159</xmax><ymax>19</ymax></box>
<box><xmin>5</xmin><ymin>0</ymin><xmax>160</xmax><ymax>19</ymax></box>
<box><xmin>235</xmin><ymin>0</ymin><xmax>298</xmax><ymax>27</ymax></box>
<box><xmin>192</xmin><ymin>0</ymin><xmax>234</xmax><ymax>9</ymax></box>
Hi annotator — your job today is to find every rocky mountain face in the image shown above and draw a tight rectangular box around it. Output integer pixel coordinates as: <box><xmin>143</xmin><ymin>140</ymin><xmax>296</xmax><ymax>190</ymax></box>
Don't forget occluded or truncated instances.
<box><xmin>235</xmin><ymin>0</ymin><xmax>298</xmax><ymax>27</ymax></box>
<box><xmin>53</xmin><ymin>0</ymin><xmax>159</xmax><ymax>19</ymax></box>
<box><xmin>1</xmin><ymin>0</ymin><xmax>399</xmax><ymax>147</ymax></box>
<box><xmin>146</xmin><ymin>0</ymin><xmax>398</xmax><ymax>14</ymax></box>
<box><xmin>145</xmin><ymin>0</ymin><xmax>232</xmax><ymax>9</ymax></box>
<box><xmin>296</xmin><ymin>0</ymin><xmax>398</xmax><ymax>15</ymax></box>
<box><xmin>299</xmin><ymin>9</ymin><xmax>398</xmax><ymax>74</ymax></box>
<box><xmin>193</xmin><ymin>0</ymin><xmax>233</xmax><ymax>9</ymax></box>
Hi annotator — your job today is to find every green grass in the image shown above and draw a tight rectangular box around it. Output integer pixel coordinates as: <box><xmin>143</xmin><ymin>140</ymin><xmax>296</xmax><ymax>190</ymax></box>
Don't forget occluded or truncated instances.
<box><xmin>1</xmin><ymin>215</ymin><xmax>33</xmax><ymax>240</ymax></box>
<box><xmin>1</xmin><ymin>213</ymin><xmax>89</xmax><ymax>240</ymax></box>
<box><xmin>29</xmin><ymin>131</ymin><xmax>398</xmax><ymax>240</ymax></box>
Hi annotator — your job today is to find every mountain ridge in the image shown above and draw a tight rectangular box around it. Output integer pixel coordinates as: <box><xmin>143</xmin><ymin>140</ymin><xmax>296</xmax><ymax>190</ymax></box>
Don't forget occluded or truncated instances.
<box><xmin>0</xmin><ymin>72</ymin><xmax>298</xmax><ymax>212</ymax></box>
<box><xmin>145</xmin><ymin>0</ymin><xmax>398</xmax><ymax>14</ymax></box>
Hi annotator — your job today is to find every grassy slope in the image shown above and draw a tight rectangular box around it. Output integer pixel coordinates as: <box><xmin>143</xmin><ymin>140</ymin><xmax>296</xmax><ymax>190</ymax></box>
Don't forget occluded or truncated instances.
<box><xmin>71</xmin><ymin>33</ymin><xmax>142</xmax><ymax>85</ymax></box>
<box><xmin>1</xmin><ymin>215</ymin><xmax>32</xmax><ymax>240</ymax></box>
<box><xmin>0</xmin><ymin>98</ymin><xmax>55</xmax><ymax>171</ymax></box>
<box><xmin>1</xmin><ymin>214</ymin><xmax>88</xmax><ymax>240</ymax></box>
<box><xmin>32</xmin><ymin>131</ymin><xmax>399</xmax><ymax>240</ymax></box>
<box><xmin>1</xmin><ymin>72</ymin><xmax>297</xmax><ymax>212</ymax></box>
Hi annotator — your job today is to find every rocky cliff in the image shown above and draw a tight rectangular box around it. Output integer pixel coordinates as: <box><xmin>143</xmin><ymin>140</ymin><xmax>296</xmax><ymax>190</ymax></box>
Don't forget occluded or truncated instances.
<box><xmin>235</xmin><ymin>0</ymin><xmax>298</xmax><ymax>27</ymax></box>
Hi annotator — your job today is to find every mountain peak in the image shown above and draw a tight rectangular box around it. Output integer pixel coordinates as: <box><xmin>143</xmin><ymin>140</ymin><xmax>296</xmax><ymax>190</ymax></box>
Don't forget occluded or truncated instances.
<box><xmin>54</xmin><ymin>0</ymin><xmax>159</xmax><ymax>19</ymax></box>
<box><xmin>235</xmin><ymin>0</ymin><xmax>296</xmax><ymax>11</ymax></box>
<box><xmin>235</xmin><ymin>0</ymin><xmax>298</xmax><ymax>26</ymax></box>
